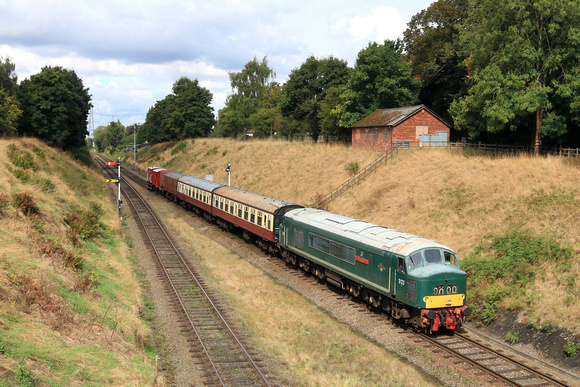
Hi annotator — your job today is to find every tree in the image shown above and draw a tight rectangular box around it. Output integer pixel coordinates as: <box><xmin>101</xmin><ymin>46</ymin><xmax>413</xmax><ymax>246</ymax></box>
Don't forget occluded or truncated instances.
<box><xmin>141</xmin><ymin>77</ymin><xmax>214</xmax><ymax>142</ymax></box>
<box><xmin>318</xmin><ymin>85</ymin><xmax>350</xmax><ymax>139</ymax></box>
<box><xmin>18</xmin><ymin>66</ymin><xmax>92</xmax><ymax>150</ymax></box>
<box><xmin>344</xmin><ymin>40</ymin><xmax>419</xmax><ymax>126</ymax></box>
<box><xmin>403</xmin><ymin>0</ymin><xmax>469</xmax><ymax>126</ymax></box>
<box><xmin>281</xmin><ymin>56</ymin><xmax>351</xmax><ymax>142</ymax></box>
<box><xmin>215</xmin><ymin>56</ymin><xmax>276</xmax><ymax>137</ymax></box>
<box><xmin>0</xmin><ymin>56</ymin><xmax>18</xmax><ymax>96</ymax></box>
<box><xmin>167</xmin><ymin>77</ymin><xmax>215</xmax><ymax>139</ymax></box>
<box><xmin>450</xmin><ymin>0</ymin><xmax>580</xmax><ymax>153</ymax></box>
<box><xmin>0</xmin><ymin>89</ymin><xmax>22</xmax><ymax>136</ymax></box>
<box><xmin>0</xmin><ymin>57</ymin><xmax>21</xmax><ymax>136</ymax></box>
<box><xmin>140</xmin><ymin>98</ymin><xmax>170</xmax><ymax>143</ymax></box>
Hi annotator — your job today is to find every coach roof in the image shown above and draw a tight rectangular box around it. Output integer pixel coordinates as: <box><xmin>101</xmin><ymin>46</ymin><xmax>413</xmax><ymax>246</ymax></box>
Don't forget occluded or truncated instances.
<box><xmin>179</xmin><ymin>175</ymin><xmax>224</xmax><ymax>191</ymax></box>
<box><xmin>214</xmin><ymin>186</ymin><xmax>302</xmax><ymax>214</ymax></box>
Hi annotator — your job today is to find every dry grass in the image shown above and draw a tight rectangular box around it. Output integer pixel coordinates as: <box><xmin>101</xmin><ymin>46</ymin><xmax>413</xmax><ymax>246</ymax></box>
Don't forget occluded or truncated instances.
<box><xmin>136</xmin><ymin>139</ymin><xmax>580</xmax><ymax>333</ymax></box>
<box><xmin>132</xmin><ymin>138</ymin><xmax>379</xmax><ymax>205</ymax></box>
<box><xmin>0</xmin><ymin>138</ymin><xmax>157</xmax><ymax>385</ymax></box>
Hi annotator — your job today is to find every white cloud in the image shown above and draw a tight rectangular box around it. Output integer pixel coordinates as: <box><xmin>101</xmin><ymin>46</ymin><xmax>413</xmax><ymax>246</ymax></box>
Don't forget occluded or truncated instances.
<box><xmin>1</xmin><ymin>0</ymin><xmax>435</xmax><ymax>129</ymax></box>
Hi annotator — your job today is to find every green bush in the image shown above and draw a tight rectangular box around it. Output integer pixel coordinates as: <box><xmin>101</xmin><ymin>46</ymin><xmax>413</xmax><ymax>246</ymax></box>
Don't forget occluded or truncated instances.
<box><xmin>505</xmin><ymin>331</ymin><xmax>519</xmax><ymax>345</ymax></box>
<box><xmin>15</xmin><ymin>361</ymin><xmax>35</xmax><ymax>386</ymax></box>
<box><xmin>63</xmin><ymin>203</ymin><xmax>105</xmax><ymax>244</ymax></box>
<box><xmin>8</xmin><ymin>144</ymin><xmax>37</xmax><ymax>170</ymax></box>
<box><xmin>345</xmin><ymin>161</ymin><xmax>360</xmax><ymax>175</ymax></box>
<box><xmin>564</xmin><ymin>341</ymin><xmax>580</xmax><ymax>357</ymax></box>
<box><xmin>463</xmin><ymin>228</ymin><xmax>574</xmax><ymax>299</ymax></box>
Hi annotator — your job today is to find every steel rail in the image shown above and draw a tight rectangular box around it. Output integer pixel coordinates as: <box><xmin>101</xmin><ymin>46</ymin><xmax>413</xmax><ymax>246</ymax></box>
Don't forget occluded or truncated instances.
<box><xmin>454</xmin><ymin>331</ymin><xmax>569</xmax><ymax>387</ymax></box>
<box><xmin>411</xmin><ymin>329</ymin><xmax>569</xmax><ymax>387</ymax></box>
<box><xmin>94</xmin><ymin>154</ymin><xmax>270</xmax><ymax>386</ymax></box>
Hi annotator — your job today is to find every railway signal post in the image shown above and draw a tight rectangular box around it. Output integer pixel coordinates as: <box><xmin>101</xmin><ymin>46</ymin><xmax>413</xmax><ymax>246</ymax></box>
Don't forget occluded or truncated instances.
<box><xmin>105</xmin><ymin>157</ymin><xmax>122</xmax><ymax>212</ymax></box>
<box><xmin>222</xmin><ymin>164</ymin><xmax>231</xmax><ymax>186</ymax></box>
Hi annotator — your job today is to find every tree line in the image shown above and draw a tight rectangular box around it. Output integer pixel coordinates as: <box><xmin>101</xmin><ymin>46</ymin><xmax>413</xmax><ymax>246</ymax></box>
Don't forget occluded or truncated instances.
<box><xmin>211</xmin><ymin>0</ymin><xmax>580</xmax><ymax>154</ymax></box>
<box><xmin>2</xmin><ymin>0</ymin><xmax>580</xmax><ymax>155</ymax></box>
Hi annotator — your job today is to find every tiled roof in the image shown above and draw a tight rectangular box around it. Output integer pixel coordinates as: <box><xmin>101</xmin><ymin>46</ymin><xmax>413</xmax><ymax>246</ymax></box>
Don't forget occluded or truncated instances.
<box><xmin>350</xmin><ymin>104</ymin><xmax>450</xmax><ymax>128</ymax></box>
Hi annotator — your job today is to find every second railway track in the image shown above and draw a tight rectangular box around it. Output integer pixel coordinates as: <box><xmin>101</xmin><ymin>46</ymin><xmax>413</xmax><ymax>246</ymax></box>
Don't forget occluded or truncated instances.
<box><xmin>94</xmin><ymin>154</ymin><xmax>272</xmax><ymax>386</ymax></box>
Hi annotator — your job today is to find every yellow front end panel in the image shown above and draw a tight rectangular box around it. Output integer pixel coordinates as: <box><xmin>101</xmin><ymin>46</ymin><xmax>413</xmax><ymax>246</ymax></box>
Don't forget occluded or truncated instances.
<box><xmin>423</xmin><ymin>294</ymin><xmax>465</xmax><ymax>308</ymax></box>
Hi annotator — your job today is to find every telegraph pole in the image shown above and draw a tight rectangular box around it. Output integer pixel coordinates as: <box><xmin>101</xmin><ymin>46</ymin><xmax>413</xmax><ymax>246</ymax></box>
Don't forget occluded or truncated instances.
<box><xmin>133</xmin><ymin>124</ymin><xmax>137</xmax><ymax>171</ymax></box>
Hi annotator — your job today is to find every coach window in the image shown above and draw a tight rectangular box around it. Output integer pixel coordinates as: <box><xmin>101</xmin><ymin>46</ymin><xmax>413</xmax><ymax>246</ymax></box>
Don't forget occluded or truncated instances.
<box><xmin>250</xmin><ymin>213</ymin><xmax>255</xmax><ymax>223</ymax></box>
<box><xmin>257</xmin><ymin>214</ymin><xmax>263</xmax><ymax>227</ymax></box>
<box><xmin>244</xmin><ymin>208</ymin><xmax>249</xmax><ymax>220</ymax></box>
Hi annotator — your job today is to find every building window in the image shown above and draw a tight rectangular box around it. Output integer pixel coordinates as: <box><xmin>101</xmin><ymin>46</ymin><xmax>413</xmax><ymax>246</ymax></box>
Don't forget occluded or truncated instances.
<box><xmin>364</xmin><ymin>129</ymin><xmax>369</xmax><ymax>141</ymax></box>
<box><xmin>383</xmin><ymin>128</ymin><xmax>390</xmax><ymax>141</ymax></box>
<box><xmin>416</xmin><ymin>125</ymin><xmax>428</xmax><ymax>140</ymax></box>
<box><xmin>373</xmin><ymin>128</ymin><xmax>379</xmax><ymax>141</ymax></box>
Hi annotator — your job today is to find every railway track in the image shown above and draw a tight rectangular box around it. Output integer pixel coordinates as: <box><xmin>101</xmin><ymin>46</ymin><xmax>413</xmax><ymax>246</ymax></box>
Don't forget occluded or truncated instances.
<box><xmin>407</xmin><ymin>329</ymin><xmax>570</xmax><ymax>386</ymax></box>
<box><xmin>97</xmin><ymin>155</ymin><xmax>578</xmax><ymax>386</ymax></box>
<box><xmin>93</xmin><ymin>154</ymin><xmax>272</xmax><ymax>387</ymax></box>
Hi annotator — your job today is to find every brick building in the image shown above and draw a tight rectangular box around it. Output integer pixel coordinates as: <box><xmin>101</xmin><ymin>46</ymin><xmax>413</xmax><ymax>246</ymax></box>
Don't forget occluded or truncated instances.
<box><xmin>351</xmin><ymin>105</ymin><xmax>451</xmax><ymax>152</ymax></box>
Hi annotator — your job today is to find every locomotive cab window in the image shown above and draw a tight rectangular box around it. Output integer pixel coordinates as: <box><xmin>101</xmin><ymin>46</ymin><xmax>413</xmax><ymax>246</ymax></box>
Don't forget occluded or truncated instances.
<box><xmin>444</xmin><ymin>251</ymin><xmax>458</xmax><ymax>266</ymax></box>
<box><xmin>397</xmin><ymin>257</ymin><xmax>406</xmax><ymax>273</ymax></box>
<box><xmin>408</xmin><ymin>252</ymin><xmax>423</xmax><ymax>270</ymax></box>
<box><xmin>425</xmin><ymin>249</ymin><xmax>442</xmax><ymax>264</ymax></box>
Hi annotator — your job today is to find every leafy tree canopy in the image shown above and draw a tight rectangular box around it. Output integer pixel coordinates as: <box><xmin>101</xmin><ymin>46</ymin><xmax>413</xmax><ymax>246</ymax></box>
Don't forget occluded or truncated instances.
<box><xmin>18</xmin><ymin>66</ymin><xmax>92</xmax><ymax>150</ymax></box>
<box><xmin>167</xmin><ymin>77</ymin><xmax>215</xmax><ymax>139</ymax></box>
<box><xmin>141</xmin><ymin>77</ymin><xmax>214</xmax><ymax>142</ymax></box>
<box><xmin>0</xmin><ymin>56</ymin><xmax>18</xmax><ymax>96</ymax></box>
<box><xmin>281</xmin><ymin>55</ymin><xmax>351</xmax><ymax>141</ymax></box>
<box><xmin>450</xmin><ymin>0</ymin><xmax>580</xmax><ymax>152</ymax></box>
<box><xmin>0</xmin><ymin>89</ymin><xmax>22</xmax><ymax>136</ymax></box>
<box><xmin>344</xmin><ymin>40</ymin><xmax>419</xmax><ymax>126</ymax></box>
<box><xmin>215</xmin><ymin>56</ymin><xmax>276</xmax><ymax>137</ymax></box>
<box><xmin>403</xmin><ymin>0</ymin><xmax>469</xmax><ymax>126</ymax></box>
<box><xmin>93</xmin><ymin>120</ymin><xmax>126</xmax><ymax>152</ymax></box>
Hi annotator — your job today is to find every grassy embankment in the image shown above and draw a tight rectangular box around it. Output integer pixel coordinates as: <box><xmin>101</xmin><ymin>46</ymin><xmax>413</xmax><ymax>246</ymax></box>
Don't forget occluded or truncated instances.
<box><xmin>0</xmin><ymin>138</ymin><xmax>159</xmax><ymax>385</ymax></box>
<box><xmin>123</xmin><ymin>138</ymin><xmax>579</xmax><ymax>336</ymax></box>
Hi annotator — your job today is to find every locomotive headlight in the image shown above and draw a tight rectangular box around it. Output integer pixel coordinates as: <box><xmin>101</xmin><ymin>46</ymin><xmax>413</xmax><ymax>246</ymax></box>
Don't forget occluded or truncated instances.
<box><xmin>447</xmin><ymin>285</ymin><xmax>458</xmax><ymax>294</ymax></box>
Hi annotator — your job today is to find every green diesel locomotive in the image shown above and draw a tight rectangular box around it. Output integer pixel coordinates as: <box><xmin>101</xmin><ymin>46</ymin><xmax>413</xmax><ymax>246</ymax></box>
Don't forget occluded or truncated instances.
<box><xmin>279</xmin><ymin>208</ymin><xmax>471</xmax><ymax>332</ymax></box>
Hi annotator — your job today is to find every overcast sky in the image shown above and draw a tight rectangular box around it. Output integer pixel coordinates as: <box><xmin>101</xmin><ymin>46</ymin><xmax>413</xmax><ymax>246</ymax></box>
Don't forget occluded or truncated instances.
<box><xmin>1</xmin><ymin>0</ymin><xmax>434</xmax><ymax>133</ymax></box>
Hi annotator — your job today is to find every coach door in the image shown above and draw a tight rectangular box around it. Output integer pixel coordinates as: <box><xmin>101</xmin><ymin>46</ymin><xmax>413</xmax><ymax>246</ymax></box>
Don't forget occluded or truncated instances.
<box><xmin>394</xmin><ymin>256</ymin><xmax>408</xmax><ymax>301</ymax></box>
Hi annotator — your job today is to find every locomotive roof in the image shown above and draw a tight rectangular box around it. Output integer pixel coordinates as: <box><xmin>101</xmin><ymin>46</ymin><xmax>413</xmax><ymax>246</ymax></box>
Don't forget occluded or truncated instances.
<box><xmin>179</xmin><ymin>174</ymin><xmax>224</xmax><ymax>191</ymax></box>
<box><xmin>214</xmin><ymin>186</ymin><xmax>302</xmax><ymax>214</ymax></box>
<box><xmin>285</xmin><ymin>208</ymin><xmax>453</xmax><ymax>256</ymax></box>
